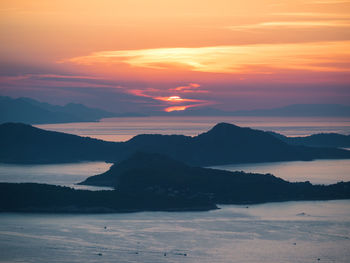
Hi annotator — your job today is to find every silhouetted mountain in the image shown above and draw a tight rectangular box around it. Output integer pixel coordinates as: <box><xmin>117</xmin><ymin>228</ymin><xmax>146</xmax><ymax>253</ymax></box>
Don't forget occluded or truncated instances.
<box><xmin>0</xmin><ymin>182</ymin><xmax>216</xmax><ymax>212</ymax></box>
<box><xmin>157</xmin><ymin>104</ymin><xmax>350</xmax><ymax>117</ymax></box>
<box><xmin>1</xmin><ymin>122</ymin><xmax>349</xmax><ymax>165</ymax></box>
<box><xmin>268</xmin><ymin>131</ymin><xmax>350</xmax><ymax>148</ymax></box>
<box><xmin>0</xmin><ymin>123</ymin><xmax>123</xmax><ymax>163</ymax></box>
<box><xmin>80</xmin><ymin>152</ymin><xmax>350</xmax><ymax>204</ymax></box>
<box><xmin>123</xmin><ymin>123</ymin><xmax>350</xmax><ymax>165</ymax></box>
<box><xmin>0</xmin><ymin>96</ymin><xmax>116</xmax><ymax>124</ymax></box>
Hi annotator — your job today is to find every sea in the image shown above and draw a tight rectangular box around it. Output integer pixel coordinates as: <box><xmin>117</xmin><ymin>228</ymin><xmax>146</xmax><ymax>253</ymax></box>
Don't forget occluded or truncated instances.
<box><xmin>1</xmin><ymin>116</ymin><xmax>350</xmax><ymax>263</ymax></box>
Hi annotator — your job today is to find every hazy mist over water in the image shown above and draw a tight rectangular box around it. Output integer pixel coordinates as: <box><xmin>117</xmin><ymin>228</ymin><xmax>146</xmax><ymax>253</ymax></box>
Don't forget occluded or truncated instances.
<box><xmin>36</xmin><ymin>116</ymin><xmax>350</xmax><ymax>142</ymax></box>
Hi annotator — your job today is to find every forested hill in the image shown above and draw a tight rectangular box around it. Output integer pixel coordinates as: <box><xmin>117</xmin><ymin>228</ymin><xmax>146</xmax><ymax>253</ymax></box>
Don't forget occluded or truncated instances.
<box><xmin>1</xmin><ymin>122</ymin><xmax>350</xmax><ymax>165</ymax></box>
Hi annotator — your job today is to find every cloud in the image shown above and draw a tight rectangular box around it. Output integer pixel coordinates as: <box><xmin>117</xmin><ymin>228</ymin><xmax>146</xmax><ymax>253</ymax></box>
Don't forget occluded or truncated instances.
<box><xmin>67</xmin><ymin>41</ymin><xmax>350</xmax><ymax>75</ymax></box>
<box><xmin>154</xmin><ymin>95</ymin><xmax>201</xmax><ymax>103</ymax></box>
<box><xmin>122</xmin><ymin>83</ymin><xmax>213</xmax><ymax>112</ymax></box>
<box><xmin>164</xmin><ymin>101</ymin><xmax>213</xmax><ymax>112</ymax></box>
<box><xmin>310</xmin><ymin>0</ymin><xmax>350</xmax><ymax>4</ymax></box>
<box><xmin>173</xmin><ymin>83</ymin><xmax>200</xmax><ymax>91</ymax></box>
<box><xmin>0</xmin><ymin>73</ymin><xmax>162</xmax><ymax>112</ymax></box>
<box><xmin>227</xmin><ymin>20</ymin><xmax>350</xmax><ymax>30</ymax></box>
<box><xmin>0</xmin><ymin>74</ymin><xmax>116</xmax><ymax>89</ymax></box>
<box><xmin>170</xmin><ymin>83</ymin><xmax>208</xmax><ymax>93</ymax></box>
<box><xmin>164</xmin><ymin>105</ymin><xmax>189</xmax><ymax>112</ymax></box>
<box><xmin>271</xmin><ymin>12</ymin><xmax>350</xmax><ymax>18</ymax></box>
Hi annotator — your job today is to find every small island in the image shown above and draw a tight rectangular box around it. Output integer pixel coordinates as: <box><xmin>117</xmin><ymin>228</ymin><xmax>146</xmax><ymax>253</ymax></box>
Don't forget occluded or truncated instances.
<box><xmin>2</xmin><ymin>152</ymin><xmax>350</xmax><ymax>213</ymax></box>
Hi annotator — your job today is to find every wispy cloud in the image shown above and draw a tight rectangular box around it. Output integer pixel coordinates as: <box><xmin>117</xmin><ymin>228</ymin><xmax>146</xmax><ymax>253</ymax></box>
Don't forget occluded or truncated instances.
<box><xmin>124</xmin><ymin>83</ymin><xmax>212</xmax><ymax>112</ymax></box>
<box><xmin>170</xmin><ymin>83</ymin><xmax>208</xmax><ymax>93</ymax></box>
<box><xmin>154</xmin><ymin>95</ymin><xmax>201</xmax><ymax>103</ymax></box>
<box><xmin>0</xmin><ymin>74</ymin><xmax>119</xmax><ymax>90</ymax></box>
<box><xmin>310</xmin><ymin>0</ymin><xmax>350</xmax><ymax>4</ymax></box>
<box><xmin>227</xmin><ymin>20</ymin><xmax>350</xmax><ymax>30</ymax></box>
<box><xmin>67</xmin><ymin>41</ymin><xmax>350</xmax><ymax>74</ymax></box>
<box><xmin>271</xmin><ymin>12</ymin><xmax>350</xmax><ymax>18</ymax></box>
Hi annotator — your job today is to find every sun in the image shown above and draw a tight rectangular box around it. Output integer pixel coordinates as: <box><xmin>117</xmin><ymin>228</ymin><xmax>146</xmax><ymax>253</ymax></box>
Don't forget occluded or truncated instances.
<box><xmin>167</xmin><ymin>96</ymin><xmax>183</xmax><ymax>102</ymax></box>
<box><xmin>155</xmin><ymin>95</ymin><xmax>186</xmax><ymax>102</ymax></box>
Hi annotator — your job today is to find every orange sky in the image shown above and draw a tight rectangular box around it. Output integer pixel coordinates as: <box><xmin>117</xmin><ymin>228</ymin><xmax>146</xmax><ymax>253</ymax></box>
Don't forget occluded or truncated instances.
<box><xmin>1</xmin><ymin>0</ymin><xmax>350</xmax><ymax>112</ymax></box>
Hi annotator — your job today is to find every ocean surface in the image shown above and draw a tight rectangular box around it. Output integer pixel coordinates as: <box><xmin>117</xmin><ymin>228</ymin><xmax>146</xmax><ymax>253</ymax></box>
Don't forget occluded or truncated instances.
<box><xmin>212</xmin><ymin>159</ymin><xmax>350</xmax><ymax>185</ymax></box>
<box><xmin>1</xmin><ymin>201</ymin><xmax>350</xmax><ymax>263</ymax></box>
<box><xmin>0</xmin><ymin>162</ymin><xmax>113</xmax><ymax>191</ymax></box>
<box><xmin>35</xmin><ymin>116</ymin><xmax>350</xmax><ymax>142</ymax></box>
<box><xmin>1</xmin><ymin>159</ymin><xmax>349</xmax><ymax>189</ymax></box>
<box><xmin>1</xmin><ymin>116</ymin><xmax>350</xmax><ymax>262</ymax></box>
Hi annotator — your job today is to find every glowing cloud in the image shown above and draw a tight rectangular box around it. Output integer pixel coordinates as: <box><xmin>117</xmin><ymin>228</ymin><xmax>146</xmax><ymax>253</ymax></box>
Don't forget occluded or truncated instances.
<box><xmin>164</xmin><ymin>106</ymin><xmax>189</xmax><ymax>112</ymax></box>
<box><xmin>170</xmin><ymin>83</ymin><xmax>208</xmax><ymax>93</ymax></box>
<box><xmin>174</xmin><ymin>83</ymin><xmax>200</xmax><ymax>91</ymax></box>
<box><xmin>227</xmin><ymin>20</ymin><xmax>350</xmax><ymax>30</ymax></box>
<box><xmin>0</xmin><ymin>74</ymin><xmax>114</xmax><ymax>89</ymax></box>
<box><xmin>67</xmin><ymin>41</ymin><xmax>350</xmax><ymax>75</ymax></box>
<box><xmin>154</xmin><ymin>95</ymin><xmax>201</xmax><ymax>103</ymax></box>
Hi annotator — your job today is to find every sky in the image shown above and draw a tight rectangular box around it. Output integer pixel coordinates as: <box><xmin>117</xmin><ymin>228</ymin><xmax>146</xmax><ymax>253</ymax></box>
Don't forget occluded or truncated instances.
<box><xmin>1</xmin><ymin>0</ymin><xmax>350</xmax><ymax>113</ymax></box>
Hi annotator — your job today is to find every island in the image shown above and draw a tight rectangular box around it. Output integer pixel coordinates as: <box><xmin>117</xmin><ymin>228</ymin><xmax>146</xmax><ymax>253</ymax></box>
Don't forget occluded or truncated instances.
<box><xmin>1</xmin><ymin>122</ymin><xmax>350</xmax><ymax>165</ymax></box>
<box><xmin>1</xmin><ymin>152</ymin><xmax>350</xmax><ymax>213</ymax></box>
<box><xmin>80</xmin><ymin>152</ymin><xmax>350</xmax><ymax>204</ymax></box>
<box><xmin>269</xmin><ymin>131</ymin><xmax>350</xmax><ymax>148</ymax></box>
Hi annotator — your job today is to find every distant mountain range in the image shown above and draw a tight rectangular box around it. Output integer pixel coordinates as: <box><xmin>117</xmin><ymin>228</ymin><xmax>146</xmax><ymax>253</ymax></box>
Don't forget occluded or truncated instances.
<box><xmin>0</xmin><ymin>96</ymin><xmax>144</xmax><ymax>124</ymax></box>
<box><xmin>1</xmin><ymin>122</ymin><xmax>349</xmax><ymax>165</ymax></box>
<box><xmin>158</xmin><ymin>104</ymin><xmax>350</xmax><ymax>117</ymax></box>
<box><xmin>1</xmin><ymin>96</ymin><xmax>349</xmax><ymax>125</ymax></box>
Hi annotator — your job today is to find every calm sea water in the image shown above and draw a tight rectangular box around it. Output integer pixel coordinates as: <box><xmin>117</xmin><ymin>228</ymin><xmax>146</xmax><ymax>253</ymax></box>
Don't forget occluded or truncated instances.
<box><xmin>0</xmin><ymin>162</ymin><xmax>113</xmax><ymax>191</ymax></box>
<box><xmin>212</xmin><ymin>159</ymin><xmax>350</xmax><ymax>185</ymax></box>
<box><xmin>1</xmin><ymin>159</ymin><xmax>349</xmax><ymax>188</ymax></box>
<box><xmin>36</xmin><ymin>116</ymin><xmax>350</xmax><ymax>142</ymax></box>
<box><xmin>2</xmin><ymin>117</ymin><xmax>350</xmax><ymax>262</ymax></box>
<box><xmin>0</xmin><ymin>201</ymin><xmax>349</xmax><ymax>263</ymax></box>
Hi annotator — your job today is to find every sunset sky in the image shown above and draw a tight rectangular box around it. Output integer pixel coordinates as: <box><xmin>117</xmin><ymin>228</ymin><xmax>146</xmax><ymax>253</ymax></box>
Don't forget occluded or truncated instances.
<box><xmin>1</xmin><ymin>0</ymin><xmax>350</xmax><ymax>113</ymax></box>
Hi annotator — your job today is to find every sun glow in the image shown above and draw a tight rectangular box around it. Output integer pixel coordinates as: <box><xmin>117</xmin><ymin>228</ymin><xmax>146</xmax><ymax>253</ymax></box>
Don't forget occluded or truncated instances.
<box><xmin>2</xmin><ymin>0</ymin><xmax>350</xmax><ymax>111</ymax></box>
<box><xmin>154</xmin><ymin>96</ymin><xmax>201</xmax><ymax>103</ymax></box>
<box><xmin>164</xmin><ymin>105</ymin><xmax>189</xmax><ymax>112</ymax></box>
<box><xmin>167</xmin><ymin>96</ymin><xmax>183</xmax><ymax>102</ymax></box>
